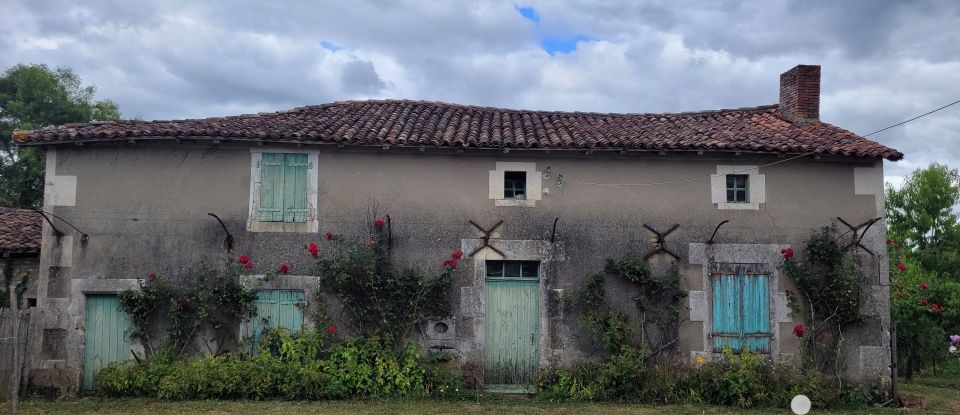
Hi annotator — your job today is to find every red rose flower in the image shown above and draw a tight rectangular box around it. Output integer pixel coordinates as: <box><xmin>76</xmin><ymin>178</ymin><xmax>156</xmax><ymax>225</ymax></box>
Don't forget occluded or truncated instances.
<box><xmin>897</xmin><ymin>262</ymin><xmax>906</xmax><ymax>272</ymax></box>
<box><xmin>324</xmin><ymin>231</ymin><xmax>333</xmax><ymax>241</ymax></box>
<box><xmin>307</xmin><ymin>242</ymin><xmax>319</xmax><ymax>257</ymax></box>
<box><xmin>448</xmin><ymin>259</ymin><xmax>458</xmax><ymax>268</ymax></box>
<box><xmin>920</xmin><ymin>298</ymin><xmax>929</xmax><ymax>305</ymax></box>
<box><xmin>244</xmin><ymin>261</ymin><xmax>254</xmax><ymax>270</ymax></box>
<box><xmin>931</xmin><ymin>304</ymin><xmax>942</xmax><ymax>313</ymax></box>
<box><xmin>919</xmin><ymin>282</ymin><xmax>928</xmax><ymax>290</ymax></box>
<box><xmin>147</xmin><ymin>273</ymin><xmax>157</xmax><ymax>282</ymax></box>
<box><xmin>442</xmin><ymin>259</ymin><xmax>452</xmax><ymax>267</ymax></box>
<box><xmin>238</xmin><ymin>255</ymin><xmax>250</xmax><ymax>264</ymax></box>
<box><xmin>374</xmin><ymin>217</ymin><xmax>385</xmax><ymax>228</ymax></box>
<box><xmin>793</xmin><ymin>324</ymin><xmax>805</xmax><ymax>337</ymax></box>
<box><xmin>328</xmin><ymin>324</ymin><xmax>336</xmax><ymax>334</ymax></box>
<box><xmin>780</xmin><ymin>247</ymin><xmax>794</xmax><ymax>260</ymax></box>
<box><xmin>452</xmin><ymin>250</ymin><xmax>464</xmax><ymax>260</ymax></box>
<box><xmin>886</xmin><ymin>239</ymin><xmax>892</xmax><ymax>245</ymax></box>
<box><xmin>278</xmin><ymin>263</ymin><xmax>289</xmax><ymax>274</ymax></box>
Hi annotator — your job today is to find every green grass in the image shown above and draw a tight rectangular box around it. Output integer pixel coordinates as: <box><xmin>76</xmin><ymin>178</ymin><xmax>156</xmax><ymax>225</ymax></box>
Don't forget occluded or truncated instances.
<box><xmin>5</xmin><ymin>370</ymin><xmax>959</xmax><ymax>415</ymax></box>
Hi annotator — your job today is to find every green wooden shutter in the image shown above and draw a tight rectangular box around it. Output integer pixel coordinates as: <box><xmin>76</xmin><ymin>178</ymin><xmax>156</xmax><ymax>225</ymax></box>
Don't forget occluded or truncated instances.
<box><xmin>712</xmin><ymin>275</ymin><xmax>742</xmax><ymax>352</ymax></box>
<box><xmin>258</xmin><ymin>153</ymin><xmax>285</xmax><ymax>222</ymax></box>
<box><xmin>252</xmin><ymin>290</ymin><xmax>306</xmax><ymax>350</ymax></box>
<box><xmin>712</xmin><ymin>274</ymin><xmax>770</xmax><ymax>353</ymax></box>
<box><xmin>282</xmin><ymin>153</ymin><xmax>309</xmax><ymax>223</ymax></box>
<box><xmin>742</xmin><ymin>275</ymin><xmax>771</xmax><ymax>353</ymax></box>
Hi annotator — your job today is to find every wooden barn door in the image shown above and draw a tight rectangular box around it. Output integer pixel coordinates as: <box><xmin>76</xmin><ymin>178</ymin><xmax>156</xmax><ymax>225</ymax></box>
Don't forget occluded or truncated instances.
<box><xmin>484</xmin><ymin>275</ymin><xmax>539</xmax><ymax>390</ymax></box>
<box><xmin>83</xmin><ymin>295</ymin><xmax>132</xmax><ymax>390</ymax></box>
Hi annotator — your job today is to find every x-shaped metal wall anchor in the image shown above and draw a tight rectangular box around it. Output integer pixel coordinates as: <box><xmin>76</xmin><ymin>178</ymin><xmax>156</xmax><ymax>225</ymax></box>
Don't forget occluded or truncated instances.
<box><xmin>837</xmin><ymin>216</ymin><xmax>882</xmax><ymax>255</ymax></box>
<box><xmin>643</xmin><ymin>223</ymin><xmax>680</xmax><ymax>261</ymax></box>
<box><xmin>469</xmin><ymin>220</ymin><xmax>505</xmax><ymax>257</ymax></box>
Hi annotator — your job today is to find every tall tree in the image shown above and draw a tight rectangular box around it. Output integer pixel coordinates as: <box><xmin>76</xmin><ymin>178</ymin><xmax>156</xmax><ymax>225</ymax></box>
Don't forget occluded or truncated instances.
<box><xmin>886</xmin><ymin>163</ymin><xmax>960</xmax><ymax>279</ymax></box>
<box><xmin>0</xmin><ymin>64</ymin><xmax>121</xmax><ymax>208</ymax></box>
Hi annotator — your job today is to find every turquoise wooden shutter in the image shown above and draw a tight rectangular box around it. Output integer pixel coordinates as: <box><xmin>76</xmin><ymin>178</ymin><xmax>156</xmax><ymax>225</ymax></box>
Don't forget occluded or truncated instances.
<box><xmin>252</xmin><ymin>290</ymin><xmax>305</xmax><ymax>349</ymax></box>
<box><xmin>712</xmin><ymin>275</ymin><xmax>742</xmax><ymax>352</ymax></box>
<box><xmin>712</xmin><ymin>274</ymin><xmax>770</xmax><ymax>353</ymax></box>
<box><xmin>258</xmin><ymin>153</ymin><xmax>285</xmax><ymax>222</ymax></box>
<box><xmin>282</xmin><ymin>153</ymin><xmax>309</xmax><ymax>223</ymax></box>
<box><xmin>83</xmin><ymin>295</ymin><xmax>132</xmax><ymax>390</ymax></box>
<box><xmin>742</xmin><ymin>275</ymin><xmax>771</xmax><ymax>353</ymax></box>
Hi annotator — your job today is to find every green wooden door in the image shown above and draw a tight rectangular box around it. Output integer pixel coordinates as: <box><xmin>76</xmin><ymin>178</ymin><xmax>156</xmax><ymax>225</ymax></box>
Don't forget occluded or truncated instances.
<box><xmin>252</xmin><ymin>290</ymin><xmax>305</xmax><ymax>347</ymax></box>
<box><xmin>484</xmin><ymin>278</ymin><xmax>539</xmax><ymax>389</ymax></box>
<box><xmin>83</xmin><ymin>295</ymin><xmax>132</xmax><ymax>390</ymax></box>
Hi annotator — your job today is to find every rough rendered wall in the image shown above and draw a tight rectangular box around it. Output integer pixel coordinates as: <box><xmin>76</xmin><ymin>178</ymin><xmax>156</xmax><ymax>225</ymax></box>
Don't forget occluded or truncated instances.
<box><xmin>33</xmin><ymin>142</ymin><xmax>891</xmax><ymax>394</ymax></box>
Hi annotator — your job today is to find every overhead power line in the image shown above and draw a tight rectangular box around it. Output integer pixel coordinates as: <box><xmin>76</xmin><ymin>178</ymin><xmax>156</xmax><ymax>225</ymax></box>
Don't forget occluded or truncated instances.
<box><xmin>565</xmin><ymin>98</ymin><xmax>960</xmax><ymax>188</ymax></box>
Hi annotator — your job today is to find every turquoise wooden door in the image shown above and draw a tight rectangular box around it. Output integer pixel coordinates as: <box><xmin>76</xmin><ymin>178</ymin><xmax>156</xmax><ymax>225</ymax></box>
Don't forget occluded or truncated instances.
<box><xmin>712</xmin><ymin>274</ymin><xmax>770</xmax><ymax>353</ymax></box>
<box><xmin>484</xmin><ymin>277</ymin><xmax>539</xmax><ymax>388</ymax></box>
<box><xmin>252</xmin><ymin>290</ymin><xmax>305</xmax><ymax>346</ymax></box>
<box><xmin>83</xmin><ymin>295</ymin><xmax>132</xmax><ymax>390</ymax></box>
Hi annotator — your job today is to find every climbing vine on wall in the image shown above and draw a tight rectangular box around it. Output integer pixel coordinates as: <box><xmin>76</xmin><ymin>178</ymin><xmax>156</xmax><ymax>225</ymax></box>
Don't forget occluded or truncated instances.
<box><xmin>579</xmin><ymin>258</ymin><xmax>687</xmax><ymax>355</ymax></box>
<box><xmin>118</xmin><ymin>261</ymin><xmax>258</xmax><ymax>357</ymax></box>
<box><xmin>310</xmin><ymin>218</ymin><xmax>459</xmax><ymax>348</ymax></box>
<box><xmin>780</xmin><ymin>224</ymin><xmax>865</xmax><ymax>374</ymax></box>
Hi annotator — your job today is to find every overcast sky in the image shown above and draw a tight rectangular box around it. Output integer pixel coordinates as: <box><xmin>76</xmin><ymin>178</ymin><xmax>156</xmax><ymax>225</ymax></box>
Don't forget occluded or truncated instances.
<box><xmin>3</xmin><ymin>0</ymin><xmax>959</xmax><ymax>185</ymax></box>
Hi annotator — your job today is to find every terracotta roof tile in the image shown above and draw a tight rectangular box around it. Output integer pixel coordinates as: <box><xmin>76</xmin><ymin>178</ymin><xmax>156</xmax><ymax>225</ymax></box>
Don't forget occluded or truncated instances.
<box><xmin>0</xmin><ymin>208</ymin><xmax>41</xmax><ymax>254</ymax></box>
<box><xmin>12</xmin><ymin>99</ymin><xmax>902</xmax><ymax>160</ymax></box>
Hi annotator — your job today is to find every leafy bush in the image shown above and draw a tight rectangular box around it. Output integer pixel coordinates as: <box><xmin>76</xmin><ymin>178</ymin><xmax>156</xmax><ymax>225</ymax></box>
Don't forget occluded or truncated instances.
<box><xmin>95</xmin><ymin>332</ymin><xmax>463</xmax><ymax>400</ymax></box>
<box><xmin>535</xmin><ymin>346</ymin><xmax>869</xmax><ymax>409</ymax></box>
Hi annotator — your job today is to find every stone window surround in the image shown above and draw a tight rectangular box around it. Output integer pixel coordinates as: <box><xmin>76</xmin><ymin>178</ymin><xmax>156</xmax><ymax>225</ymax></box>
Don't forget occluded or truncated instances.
<box><xmin>459</xmin><ymin>238</ymin><xmax>558</xmax><ymax>373</ymax></box>
<box><xmin>247</xmin><ymin>149</ymin><xmax>320</xmax><ymax>233</ymax></box>
<box><xmin>687</xmin><ymin>243</ymin><xmax>794</xmax><ymax>363</ymax></box>
<box><xmin>710</xmin><ymin>165</ymin><xmax>766</xmax><ymax>210</ymax></box>
<box><xmin>488</xmin><ymin>162</ymin><xmax>543</xmax><ymax>207</ymax></box>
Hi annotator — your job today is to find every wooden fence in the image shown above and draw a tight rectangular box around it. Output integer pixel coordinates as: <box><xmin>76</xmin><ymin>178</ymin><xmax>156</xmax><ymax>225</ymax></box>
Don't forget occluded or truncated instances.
<box><xmin>0</xmin><ymin>307</ymin><xmax>34</xmax><ymax>411</ymax></box>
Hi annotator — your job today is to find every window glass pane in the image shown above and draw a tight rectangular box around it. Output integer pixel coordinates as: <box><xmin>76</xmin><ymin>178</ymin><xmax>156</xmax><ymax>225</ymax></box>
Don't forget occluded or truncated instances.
<box><xmin>737</xmin><ymin>190</ymin><xmax>747</xmax><ymax>202</ymax></box>
<box><xmin>504</xmin><ymin>171</ymin><xmax>527</xmax><ymax>199</ymax></box>
<box><xmin>486</xmin><ymin>261</ymin><xmax>540</xmax><ymax>278</ymax></box>
<box><xmin>726</xmin><ymin>175</ymin><xmax>735</xmax><ymax>188</ymax></box>
<box><xmin>486</xmin><ymin>261</ymin><xmax>503</xmax><ymax>278</ymax></box>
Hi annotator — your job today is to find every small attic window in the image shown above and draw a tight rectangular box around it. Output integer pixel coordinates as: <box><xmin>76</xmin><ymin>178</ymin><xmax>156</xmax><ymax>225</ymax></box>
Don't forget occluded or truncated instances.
<box><xmin>504</xmin><ymin>171</ymin><xmax>526</xmax><ymax>200</ymax></box>
<box><xmin>726</xmin><ymin>174</ymin><xmax>749</xmax><ymax>203</ymax></box>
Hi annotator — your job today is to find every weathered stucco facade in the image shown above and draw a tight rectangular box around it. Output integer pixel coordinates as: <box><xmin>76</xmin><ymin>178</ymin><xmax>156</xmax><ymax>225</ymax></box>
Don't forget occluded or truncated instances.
<box><xmin>27</xmin><ymin>141</ymin><xmax>892</xmax><ymax>394</ymax></box>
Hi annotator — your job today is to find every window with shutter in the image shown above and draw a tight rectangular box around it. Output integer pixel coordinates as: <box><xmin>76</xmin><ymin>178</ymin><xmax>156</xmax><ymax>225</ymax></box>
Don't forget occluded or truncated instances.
<box><xmin>258</xmin><ymin>153</ymin><xmax>309</xmax><ymax>223</ymax></box>
<box><xmin>711</xmin><ymin>274</ymin><xmax>770</xmax><ymax>353</ymax></box>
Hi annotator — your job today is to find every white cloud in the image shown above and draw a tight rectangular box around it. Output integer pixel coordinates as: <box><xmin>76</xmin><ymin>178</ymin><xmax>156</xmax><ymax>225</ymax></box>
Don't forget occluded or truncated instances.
<box><xmin>1</xmin><ymin>0</ymin><xmax>958</xmax><ymax>177</ymax></box>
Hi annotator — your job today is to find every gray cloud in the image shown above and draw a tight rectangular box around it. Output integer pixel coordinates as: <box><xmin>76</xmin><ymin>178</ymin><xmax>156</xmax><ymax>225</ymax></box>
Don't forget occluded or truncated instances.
<box><xmin>2</xmin><ymin>0</ymin><xmax>959</xmax><ymax>185</ymax></box>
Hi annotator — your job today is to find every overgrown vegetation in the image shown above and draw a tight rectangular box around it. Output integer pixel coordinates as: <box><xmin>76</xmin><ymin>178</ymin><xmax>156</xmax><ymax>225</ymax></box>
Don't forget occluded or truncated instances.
<box><xmin>579</xmin><ymin>258</ymin><xmax>686</xmax><ymax>354</ymax></box>
<box><xmin>536</xmin><ymin>347</ymin><xmax>878</xmax><ymax>408</ymax></box>
<box><xmin>780</xmin><ymin>225</ymin><xmax>865</xmax><ymax>374</ymax></box>
<box><xmin>886</xmin><ymin>163</ymin><xmax>960</xmax><ymax>380</ymax></box>
<box><xmin>104</xmin><ymin>218</ymin><xmax>464</xmax><ymax>400</ymax></box>
<box><xmin>97</xmin><ymin>330</ymin><xmax>467</xmax><ymax>400</ymax></box>
<box><xmin>118</xmin><ymin>262</ymin><xmax>257</xmax><ymax>357</ymax></box>
<box><xmin>313</xmin><ymin>218</ymin><xmax>458</xmax><ymax>346</ymax></box>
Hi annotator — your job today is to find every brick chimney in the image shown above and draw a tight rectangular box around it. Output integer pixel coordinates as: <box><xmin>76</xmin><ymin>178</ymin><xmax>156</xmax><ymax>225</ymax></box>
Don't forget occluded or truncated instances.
<box><xmin>779</xmin><ymin>65</ymin><xmax>820</xmax><ymax>121</ymax></box>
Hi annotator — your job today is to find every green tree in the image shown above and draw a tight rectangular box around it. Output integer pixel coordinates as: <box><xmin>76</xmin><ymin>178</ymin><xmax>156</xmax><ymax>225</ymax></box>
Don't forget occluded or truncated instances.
<box><xmin>886</xmin><ymin>163</ymin><xmax>960</xmax><ymax>279</ymax></box>
<box><xmin>0</xmin><ymin>64</ymin><xmax>121</xmax><ymax>208</ymax></box>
